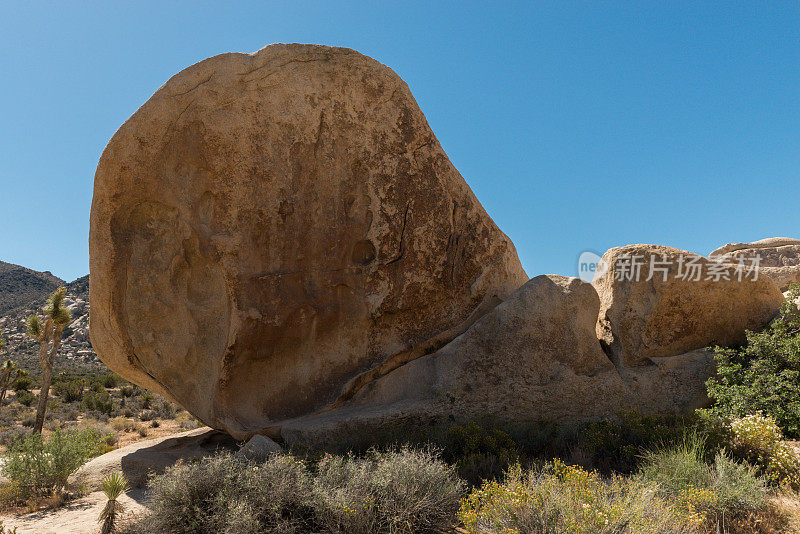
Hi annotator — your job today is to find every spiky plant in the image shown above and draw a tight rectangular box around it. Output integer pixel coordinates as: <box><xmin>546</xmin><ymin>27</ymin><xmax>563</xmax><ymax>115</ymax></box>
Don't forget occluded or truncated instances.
<box><xmin>99</xmin><ymin>472</ymin><xmax>129</xmax><ymax>534</ymax></box>
<box><xmin>26</xmin><ymin>287</ymin><xmax>71</xmax><ymax>434</ymax></box>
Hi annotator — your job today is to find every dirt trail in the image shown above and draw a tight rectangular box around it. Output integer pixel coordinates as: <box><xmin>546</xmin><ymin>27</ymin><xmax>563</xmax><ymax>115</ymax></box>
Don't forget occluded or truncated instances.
<box><xmin>1</xmin><ymin>489</ymin><xmax>147</xmax><ymax>534</ymax></box>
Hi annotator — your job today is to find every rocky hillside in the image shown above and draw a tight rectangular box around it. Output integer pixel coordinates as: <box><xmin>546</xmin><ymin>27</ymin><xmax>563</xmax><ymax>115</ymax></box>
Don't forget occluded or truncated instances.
<box><xmin>0</xmin><ymin>272</ymin><xmax>100</xmax><ymax>372</ymax></box>
<box><xmin>0</xmin><ymin>260</ymin><xmax>64</xmax><ymax>315</ymax></box>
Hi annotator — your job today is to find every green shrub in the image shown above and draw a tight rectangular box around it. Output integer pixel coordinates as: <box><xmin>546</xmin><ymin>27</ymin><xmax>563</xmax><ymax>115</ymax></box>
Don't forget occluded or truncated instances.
<box><xmin>579</xmin><ymin>411</ymin><xmax>691</xmax><ymax>474</ymax></box>
<box><xmin>711</xmin><ymin>452</ymin><xmax>768</xmax><ymax>510</ymax></box>
<box><xmin>156</xmin><ymin>399</ymin><xmax>177</xmax><ymax>419</ymax></box>
<box><xmin>102</xmin><ymin>373</ymin><xmax>120</xmax><ymax>389</ymax></box>
<box><xmin>0</xmin><ymin>480</ymin><xmax>27</xmax><ymax>509</ymax></box>
<box><xmin>443</xmin><ymin>422</ymin><xmax>519</xmax><ymax>484</ymax></box>
<box><xmin>459</xmin><ymin>460</ymin><xmax>695</xmax><ymax>533</ymax></box>
<box><xmin>1</xmin><ymin>428</ymin><xmax>108</xmax><ymax>497</ymax></box>
<box><xmin>109</xmin><ymin>416</ymin><xmax>136</xmax><ymax>433</ymax></box>
<box><xmin>11</xmin><ymin>373</ymin><xmax>31</xmax><ymax>393</ymax></box>
<box><xmin>706</xmin><ymin>283</ymin><xmax>800</xmax><ymax>437</ymax></box>
<box><xmin>126</xmin><ymin>448</ymin><xmax>463</xmax><ymax>534</ymax></box>
<box><xmin>53</xmin><ymin>379</ymin><xmax>84</xmax><ymax>403</ymax></box>
<box><xmin>83</xmin><ymin>388</ymin><xmax>114</xmax><ymax>414</ymax></box>
<box><xmin>0</xmin><ymin>427</ymin><xmax>27</xmax><ymax>447</ymax></box>
<box><xmin>638</xmin><ymin>433</ymin><xmax>768</xmax><ymax>525</ymax></box>
<box><xmin>140</xmin><ymin>392</ymin><xmax>154</xmax><ymax>410</ymax></box>
<box><xmin>14</xmin><ymin>390</ymin><xmax>35</xmax><ymax>407</ymax></box>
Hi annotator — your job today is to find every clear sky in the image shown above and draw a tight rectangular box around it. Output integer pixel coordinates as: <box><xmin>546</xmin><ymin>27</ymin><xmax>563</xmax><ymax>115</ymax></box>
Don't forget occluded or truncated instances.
<box><xmin>1</xmin><ymin>1</ymin><xmax>798</xmax><ymax>282</ymax></box>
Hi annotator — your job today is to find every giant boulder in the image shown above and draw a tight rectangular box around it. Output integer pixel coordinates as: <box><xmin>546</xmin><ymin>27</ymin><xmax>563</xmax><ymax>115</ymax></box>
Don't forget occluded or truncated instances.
<box><xmin>709</xmin><ymin>237</ymin><xmax>800</xmax><ymax>291</ymax></box>
<box><xmin>89</xmin><ymin>44</ymin><xmax>528</xmax><ymax>439</ymax></box>
<box><xmin>593</xmin><ymin>244</ymin><xmax>784</xmax><ymax>368</ymax></box>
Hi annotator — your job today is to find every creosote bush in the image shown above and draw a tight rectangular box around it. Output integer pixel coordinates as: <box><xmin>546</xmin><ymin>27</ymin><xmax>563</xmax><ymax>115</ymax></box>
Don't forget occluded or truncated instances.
<box><xmin>124</xmin><ymin>448</ymin><xmax>463</xmax><ymax>534</ymax></box>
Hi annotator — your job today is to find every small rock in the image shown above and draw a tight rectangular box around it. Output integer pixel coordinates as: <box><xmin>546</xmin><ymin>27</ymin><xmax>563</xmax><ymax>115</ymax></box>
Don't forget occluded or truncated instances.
<box><xmin>236</xmin><ymin>434</ymin><xmax>282</xmax><ymax>462</ymax></box>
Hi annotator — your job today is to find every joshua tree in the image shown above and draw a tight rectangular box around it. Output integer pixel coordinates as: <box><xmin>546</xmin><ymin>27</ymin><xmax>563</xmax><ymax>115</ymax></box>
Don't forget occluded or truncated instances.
<box><xmin>0</xmin><ymin>359</ymin><xmax>20</xmax><ymax>404</ymax></box>
<box><xmin>0</xmin><ymin>333</ymin><xmax>18</xmax><ymax>404</ymax></box>
<box><xmin>99</xmin><ymin>472</ymin><xmax>129</xmax><ymax>534</ymax></box>
<box><xmin>26</xmin><ymin>287</ymin><xmax>71</xmax><ymax>434</ymax></box>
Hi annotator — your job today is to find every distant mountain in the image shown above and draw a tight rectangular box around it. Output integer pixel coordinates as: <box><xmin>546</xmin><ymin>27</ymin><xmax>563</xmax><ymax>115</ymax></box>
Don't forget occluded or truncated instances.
<box><xmin>0</xmin><ymin>261</ymin><xmax>65</xmax><ymax>315</ymax></box>
<box><xmin>0</xmin><ymin>267</ymin><xmax>98</xmax><ymax>372</ymax></box>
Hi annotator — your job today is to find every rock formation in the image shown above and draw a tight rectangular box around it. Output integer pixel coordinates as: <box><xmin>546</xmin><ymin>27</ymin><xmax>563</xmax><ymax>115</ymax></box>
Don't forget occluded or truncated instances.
<box><xmin>89</xmin><ymin>43</ymin><xmax>790</xmax><ymax>444</ymax></box>
<box><xmin>709</xmin><ymin>237</ymin><xmax>800</xmax><ymax>291</ymax></box>
<box><xmin>89</xmin><ymin>43</ymin><xmax>527</xmax><ymax>439</ymax></box>
<box><xmin>278</xmin><ymin>275</ymin><xmax>716</xmax><ymax>446</ymax></box>
<box><xmin>593</xmin><ymin>244</ymin><xmax>785</xmax><ymax>368</ymax></box>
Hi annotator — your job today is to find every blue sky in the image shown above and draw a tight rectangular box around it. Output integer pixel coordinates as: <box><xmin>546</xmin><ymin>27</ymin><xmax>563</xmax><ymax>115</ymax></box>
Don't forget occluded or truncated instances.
<box><xmin>1</xmin><ymin>1</ymin><xmax>798</xmax><ymax>282</ymax></box>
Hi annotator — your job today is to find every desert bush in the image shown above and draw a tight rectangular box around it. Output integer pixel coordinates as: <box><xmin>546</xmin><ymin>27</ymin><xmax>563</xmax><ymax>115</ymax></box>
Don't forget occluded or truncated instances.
<box><xmin>53</xmin><ymin>379</ymin><xmax>84</xmax><ymax>403</ymax></box>
<box><xmin>0</xmin><ymin>480</ymin><xmax>27</xmax><ymax>509</ymax></box>
<box><xmin>0</xmin><ymin>427</ymin><xmax>27</xmax><ymax>447</ymax></box>
<box><xmin>14</xmin><ymin>390</ymin><xmax>35</xmax><ymax>407</ymax></box>
<box><xmin>313</xmin><ymin>447</ymin><xmax>464</xmax><ymax>534</ymax></box>
<box><xmin>140</xmin><ymin>453</ymin><xmax>314</xmax><ymax>533</ymax></box>
<box><xmin>706</xmin><ymin>283</ymin><xmax>800</xmax><ymax>437</ymax></box>
<box><xmin>11</xmin><ymin>373</ymin><xmax>31</xmax><ymax>393</ymax></box>
<box><xmin>156</xmin><ymin>399</ymin><xmax>177</xmax><ymax>419</ymax></box>
<box><xmin>1</xmin><ymin>428</ymin><xmax>107</xmax><ymax>497</ymax></box>
<box><xmin>83</xmin><ymin>388</ymin><xmax>114</xmax><ymax>415</ymax></box>
<box><xmin>102</xmin><ymin>373</ymin><xmax>121</xmax><ymax>389</ymax></box>
<box><xmin>109</xmin><ymin>417</ymin><xmax>136</xmax><ymax>433</ymax></box>
<box><xmin>459</xmin><ymin>460</ymin><xmax>695</xmax><ymax>533</ymax></box>
<box><xmin>140</xmin><ymin>392</ymin><xmax>154</xmax><ymax>410</ymax></box>
<box><xmin>0</xmin><ymin>403</ymin><xmax>27</xmax><ymax>427</ymax></box>
<box><xmin>127</xmin><ymin>448</ymin><xmax>462</xmax><ymax>534</ymax></box>
<box><xmin>443</xmin><ymin>422</ymin><xmax>519</xmax><ymax>484</ymax></box>
<box><xmin>80</xmin><ymin>421</ymin><xmax>117</xmax><ymax>448</ymax></box>
<box><xmin>638</xmin><ymin>433</ymin><xmax>768</xmax><ymax>527</ymax></box>
<box><xmin>726</xmin><ymin>413</ymin><xmax>800</xmax><ymax>488</ymax></box>
<box><xmin>175</xmin><ymin>411</ymin><xmax>200</xmax><ymax>430</ymax></box>
<box><xmin>578</xmin><ymin>411</ymin><xmax>691</xmax><ymax>474</ymax></box>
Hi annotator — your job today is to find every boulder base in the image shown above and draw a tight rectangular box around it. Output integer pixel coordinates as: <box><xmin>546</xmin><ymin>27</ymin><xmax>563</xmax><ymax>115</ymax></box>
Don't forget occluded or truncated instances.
<box><xmin>277</xmin><ymin>276</ymin><xmax>716</xmax><ymax>447</ymax></box>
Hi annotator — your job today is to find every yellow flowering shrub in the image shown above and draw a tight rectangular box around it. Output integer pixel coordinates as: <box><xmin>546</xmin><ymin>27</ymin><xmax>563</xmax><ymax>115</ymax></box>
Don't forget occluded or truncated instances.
<box><xmin>458</xmin><ymin>460</ymin><xmax>696</xmax><ymax>534</ymax></box>
<box><xmin>729</xmin><ymin>413</ymin><xmax>800</xmax><ymax>488</ymax></box>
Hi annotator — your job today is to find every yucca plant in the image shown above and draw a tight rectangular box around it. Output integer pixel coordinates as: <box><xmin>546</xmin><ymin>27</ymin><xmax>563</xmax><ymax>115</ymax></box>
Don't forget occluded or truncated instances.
<box><xmin>26</xmin><ymin>287</ymin><xmax>71</xmax><ymax>434</ymax></box>
<box><xmin>99</xmin><ymin>472</ymin><xmax>129</xmax><ymax>534</ymax></box>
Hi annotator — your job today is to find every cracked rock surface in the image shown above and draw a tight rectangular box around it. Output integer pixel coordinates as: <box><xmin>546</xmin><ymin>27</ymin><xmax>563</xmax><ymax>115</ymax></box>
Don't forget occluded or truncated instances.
<box><xmin>89</xmin><ymin>43</ymin><xmax>527</xmax><ymax>439</ymax></box>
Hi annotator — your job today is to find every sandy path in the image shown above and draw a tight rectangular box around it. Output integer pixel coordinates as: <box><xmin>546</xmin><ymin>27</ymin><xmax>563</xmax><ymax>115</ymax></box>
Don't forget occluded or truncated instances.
<box><xmin>1</xmin><ymin>489</ymin><xmax>148</xmax><ymax>534</ymax></box>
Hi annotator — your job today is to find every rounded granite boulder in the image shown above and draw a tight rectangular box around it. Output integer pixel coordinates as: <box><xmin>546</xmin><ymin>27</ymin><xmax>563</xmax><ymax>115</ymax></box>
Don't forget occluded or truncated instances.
<box><xmin>89</xmin><ymin>44</ymin><xmax>527</xmax><ymax>439</ymax></box>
